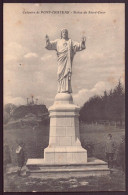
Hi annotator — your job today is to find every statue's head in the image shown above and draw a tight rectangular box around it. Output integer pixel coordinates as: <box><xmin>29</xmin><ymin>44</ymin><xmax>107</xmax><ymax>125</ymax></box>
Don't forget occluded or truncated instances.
<box><xmin>61</xmin><ymin>28</ymin><xmax>68</xmax><ymax>39</ymax></box>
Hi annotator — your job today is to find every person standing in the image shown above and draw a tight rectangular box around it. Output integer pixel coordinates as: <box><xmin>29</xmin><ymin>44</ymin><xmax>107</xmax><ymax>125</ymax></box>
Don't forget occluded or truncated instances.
<box><xmin>16</xmin><ymin>141</ymin><xmax>25</xmax><ymax>176</ymax></box>
<box><xmin>105</xmin><ymin>134</ymin><xmax>115</xmax><ymax>168</ymax></box>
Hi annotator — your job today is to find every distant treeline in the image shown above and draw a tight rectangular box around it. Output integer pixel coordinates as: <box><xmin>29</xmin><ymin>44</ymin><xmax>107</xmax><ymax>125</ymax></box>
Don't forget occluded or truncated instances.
<box><xmin>80</xmin><ymin>80</ymin><xmax>125</xmax><ymax>125</ymax></box>
<box><xmin>12</xmin><ymin>105</ymin><xmax>48</xmax><ymax>119</ymax></box>
<box><xmin>4</xmin><ymin>104</ymin><xmax>49</xmax><ymax>124</ymax></box>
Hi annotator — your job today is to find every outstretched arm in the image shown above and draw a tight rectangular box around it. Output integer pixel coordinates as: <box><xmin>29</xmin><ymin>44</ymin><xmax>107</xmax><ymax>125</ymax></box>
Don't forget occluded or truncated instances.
<box><xmin>72</xmin><ymin>36</ymin><xmax>86</xmax><ymax>53</ymax></box>
<box><xmin>45</xmin><ymin>35</ymin><xmax>57</xmax><ymax>50</ymax></box>
<box><xmin>81</xmin><ymin>36</ymin><xmax>86</xmax><ymax>50</ymax></box>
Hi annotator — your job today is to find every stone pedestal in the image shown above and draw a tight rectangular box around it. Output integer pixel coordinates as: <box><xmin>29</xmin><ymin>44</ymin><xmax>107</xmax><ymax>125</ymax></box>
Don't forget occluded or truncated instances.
<box><xmin>44</xmin><ymin>93</ymin><xmax>87</xmax><ymax>164</ymax></box>
<box><xmin>26</xmin><ymin>93</ymin><xmax>110</xmax><ymax>177</ymax></box>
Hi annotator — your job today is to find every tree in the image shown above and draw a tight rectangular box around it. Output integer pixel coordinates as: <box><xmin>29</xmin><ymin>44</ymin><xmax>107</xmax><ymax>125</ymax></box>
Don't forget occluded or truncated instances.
<box><xmin>80</xmin><ymin>80</ymin><xmax>125</xmax><ymax>125</ymax></box>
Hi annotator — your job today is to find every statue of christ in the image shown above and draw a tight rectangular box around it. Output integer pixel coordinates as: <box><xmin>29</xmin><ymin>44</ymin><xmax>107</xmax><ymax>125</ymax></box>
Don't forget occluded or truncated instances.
<box><xmin>45</xmin><ymin>29</ymin><xmax>86</xmax><ymax>93</ymax></box>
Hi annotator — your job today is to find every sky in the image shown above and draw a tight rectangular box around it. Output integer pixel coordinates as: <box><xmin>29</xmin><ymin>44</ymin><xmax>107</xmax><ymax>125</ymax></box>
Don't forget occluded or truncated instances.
<box><xmin>4</xmin><ymin>3</ymin><xmax>125</xmax><ymax>107</ymax></box>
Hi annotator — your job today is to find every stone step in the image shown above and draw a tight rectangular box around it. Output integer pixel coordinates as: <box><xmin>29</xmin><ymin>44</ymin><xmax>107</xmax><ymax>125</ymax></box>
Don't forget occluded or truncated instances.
<box><xmin>27</xmin><ymin>167</ymin><xmax>110</xmax><ymax>178</ymax></box>
<box><xmin>27</xmin><ymin>164</ymin><xmax>108</xmax><ymax>170</ymax></box>
<box><xmin>28</xmin><ymin>167</ymin><xmax>109</xmax><ymax>173</ymax></box>
<box><xmin>26</xmin><ymin>157</ymin><xmax>110</xmax><ymax>177</ymax></box>
<box><xmin>26</xmin><ymin>157</ymin><xmax>107</xmax><ymax>167</ymax></box>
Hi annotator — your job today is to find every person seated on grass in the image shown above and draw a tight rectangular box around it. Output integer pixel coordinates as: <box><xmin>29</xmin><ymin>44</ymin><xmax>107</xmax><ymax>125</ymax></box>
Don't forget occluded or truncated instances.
<box><xmin>105</xmin><ymin>134</ymin><xmax>116</xmax><ymax>168</ymax></box>
<box><xmin>16</xmin><ymin>140</ymin><xmax>25</xmax><ymax>176</ymax></box>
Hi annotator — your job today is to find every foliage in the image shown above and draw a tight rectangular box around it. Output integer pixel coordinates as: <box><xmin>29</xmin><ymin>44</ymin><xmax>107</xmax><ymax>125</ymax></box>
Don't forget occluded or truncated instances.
<box><xmin>12</xmin><ymin>105</ymin><xmax>48</xmax><ymax>119</ymax></box>
<box><xmin>4</xmin><ymin>104</ymin><xmax>49</xmax><ymax>126</ymax></box>
<box><xmin>80</xmin><ymin>80</ymin><xmax>125</xmax><ymax>124</ymax></box>
<box><xmin>4</xmin><ymin>111</ymin><xmax>10</xmax><ymax>124</ymax></box>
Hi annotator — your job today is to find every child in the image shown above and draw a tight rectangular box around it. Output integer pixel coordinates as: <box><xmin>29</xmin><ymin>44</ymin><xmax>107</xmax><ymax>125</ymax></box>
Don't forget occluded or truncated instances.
<box><xmin>16</xmin><ymin>141</ymin><xmax>25</xmax><ymax>176</ymax></box>
<box><xmin>105</xmin><ymin>134</ymin><xmax>115</xmax><ymax>168</ymax></box>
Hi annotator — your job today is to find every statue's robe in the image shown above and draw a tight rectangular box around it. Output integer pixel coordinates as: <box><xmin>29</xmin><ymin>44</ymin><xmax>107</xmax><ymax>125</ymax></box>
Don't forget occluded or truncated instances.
<box><xmin>45</xmin><ymin>38</ymin><xmax>85</xmax><ymax>93</ymax></box>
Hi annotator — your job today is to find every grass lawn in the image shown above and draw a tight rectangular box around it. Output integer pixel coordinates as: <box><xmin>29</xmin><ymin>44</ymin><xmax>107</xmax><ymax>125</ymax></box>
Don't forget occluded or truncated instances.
<box><xmin>3</xmin><ymin>122</ymin><xmax>125</xmax><ymax>191</ymax></box>
<box><xmin>4</xmin><ymin>167</ymin><xmax>125</xmax><ymax>192</ymax></box>
<box><xmin>80</xmin><ymin>123</ymin><xmax>125</xmax><ymax>161</ymax></box>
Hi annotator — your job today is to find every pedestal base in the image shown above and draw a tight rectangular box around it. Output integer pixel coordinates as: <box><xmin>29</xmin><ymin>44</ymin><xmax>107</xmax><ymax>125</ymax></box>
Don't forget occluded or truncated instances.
<box><xmin>44</xmin><ymin>146</ymin><xmax>87</xmax><ymax>164</ymax></box>
<box><xmin>26</xmin><ymin>157</ymin><xmax>110</xmax><ymax>178</ymax></box>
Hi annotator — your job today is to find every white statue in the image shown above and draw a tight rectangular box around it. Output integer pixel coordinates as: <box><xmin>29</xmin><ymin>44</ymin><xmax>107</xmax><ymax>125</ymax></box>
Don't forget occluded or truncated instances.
<box><xmin>45</xmin><ymin>29</ymin><xmax>86</xmax><ymax>93</ymax></box>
